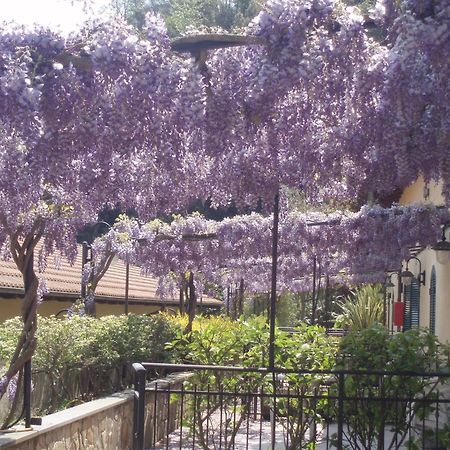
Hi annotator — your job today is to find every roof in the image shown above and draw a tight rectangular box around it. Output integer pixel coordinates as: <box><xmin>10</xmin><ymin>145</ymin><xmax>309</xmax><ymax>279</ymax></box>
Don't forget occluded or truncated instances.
<box><xmin>0</xmin><ymin>243</ymin><xmax>222</xmax><ymax>308</ymax></box>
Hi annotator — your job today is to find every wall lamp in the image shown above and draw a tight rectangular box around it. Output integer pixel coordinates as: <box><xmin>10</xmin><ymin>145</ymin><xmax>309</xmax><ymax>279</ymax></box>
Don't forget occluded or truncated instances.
<box><xmin>384</xmin><ymin>273</ymin><xmax>395</xmax><ymax>288</ymax></box>
<box><xmin>400</xmin><ymin>256</ymin><xmax>425</xmax><ymax>286</ymax></box>
<box><xmin>432</xmin><ymin>223</ymin><xmax>450</xmax><ymax>265</ymax></box>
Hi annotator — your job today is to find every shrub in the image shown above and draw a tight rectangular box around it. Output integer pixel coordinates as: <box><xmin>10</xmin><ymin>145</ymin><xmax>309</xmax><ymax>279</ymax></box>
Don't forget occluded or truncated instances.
<box><xmin>335</xmin><ymin>284</ymin><xmax>384</xmax><ymax>331</ymax></box>
<box><xmin>0</xmin><ymin>313</ymin><xmax>179</xmax><ymax>420</ymax></box>
<box><xmin>167</xmin><ymin>316</ymin><xmax>339</xmax><ymax>450</ymax></box>
<box><xmin>334</xmin><ymin>324</ymin><xmax>450</xmax><ymax>449</ymax></box>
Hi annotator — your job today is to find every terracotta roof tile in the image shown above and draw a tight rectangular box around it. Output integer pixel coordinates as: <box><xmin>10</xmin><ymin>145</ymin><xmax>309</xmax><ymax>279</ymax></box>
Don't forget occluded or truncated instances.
<box><xmin>0</xmin><ymin>243</ymin><xmax>221</xmax><ymax>307</ymax></box>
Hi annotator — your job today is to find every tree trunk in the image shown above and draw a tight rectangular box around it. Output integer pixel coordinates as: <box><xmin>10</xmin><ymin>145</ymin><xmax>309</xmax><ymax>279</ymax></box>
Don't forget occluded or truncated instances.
<box><xmin>83</xmin><ymin>250</ymin><xmax>115</xmax><ymax>316</ymax></box>
<box><xmin>0</xmin><ymin>227</ymin><xmax>42</xmax><ymax>410</ymax></box>
<box><xmin>184</xmin><ymin>272</ymin><xmax>197</xmax><ymax>334</ymax></box>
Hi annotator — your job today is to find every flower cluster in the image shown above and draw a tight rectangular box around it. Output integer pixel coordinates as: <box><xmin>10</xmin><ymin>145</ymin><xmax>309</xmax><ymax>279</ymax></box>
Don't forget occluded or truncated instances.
<box><xmin>92</xmin><ymin>204</ymin><xmax>448</xmax><ymax>296</ymax></box>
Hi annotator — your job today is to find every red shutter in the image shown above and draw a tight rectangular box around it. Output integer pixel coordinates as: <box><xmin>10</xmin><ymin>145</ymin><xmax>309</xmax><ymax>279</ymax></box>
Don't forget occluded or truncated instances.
<box><xmin>393</xmin><ymin>301</ymin><xmax>405</xmax><ymax>327</ymax></box>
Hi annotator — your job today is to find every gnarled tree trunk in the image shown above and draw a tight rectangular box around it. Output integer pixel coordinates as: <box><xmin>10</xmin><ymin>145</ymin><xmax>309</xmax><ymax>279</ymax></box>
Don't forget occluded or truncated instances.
<box><xmin>0</xmin><ymin>222</ymin><xmax>44</xmax><ymax>424</ymax></box>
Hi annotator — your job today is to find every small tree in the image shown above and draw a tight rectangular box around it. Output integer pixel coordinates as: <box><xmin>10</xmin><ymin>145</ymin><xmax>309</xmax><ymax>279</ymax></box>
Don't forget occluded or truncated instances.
<box><xmin>0</xmin><ymin>17</ymin><xmax>200</xmax><ymax>407</ymax></box>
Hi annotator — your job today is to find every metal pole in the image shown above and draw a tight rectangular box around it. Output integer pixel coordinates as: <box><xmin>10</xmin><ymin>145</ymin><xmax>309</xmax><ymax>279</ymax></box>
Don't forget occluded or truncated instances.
<box><xmin>23</xmin><ymin>243</ymin><xmax>35</xmax><ymax>429</ymax></box>
<box><xmin>311</xmin><ymin>256</ymin><xmax>317</xmax><ymax>325</ymax></box>
<box><xmin>133</xmin><ymin>363</ymin><xmax>146</xmax><ymax>450</ymax></box>
<box><xmin>239</xmin><ymin>278</ymin><xmax>244</xmax><ymax>316</ymax></box>
<box><xmin>324</xmin><ymin>275</ymin><xmax>330</xmax><ymax>329</ymax></box>
<box><xmin>81</xmin><ymin>241</ymin><xmax>95</xmax><ymax>315</ymax></box>
<box><xmin>125</xmin><ymin>261</ymin><xmax>130</xmax><ymax>315</ymax></box>
<box><xmin>337</xmin><ymin>372</ymin><xmax>345</xmax><ymax>450</ymax></box>
<box><xmin>397</xmin><ymin>269</ymin><xmax>403</xmax><ymax>332</ymax></box>
<box><xmin>268</xmin><ymin>192</ymin><xmax>280</xmax><ymax>450</ymax></box>
<box><xmin>184</xmin><ymin>272</ymin><xmax>196</xmax><ymax>334</ymax></box>
<box><xmin>81</xmin><ymin>241</ymin><xmax>88</xmax><ymax>299</ymax></box>
<box><xmin>233</xmin><ymin>284</ymin><xmax>237</xmax><ymax>319</ymax></box>
<box><xmin>268</xmin><ymin>191</ymin><xmax>280</xmax><ymax>370</ymax></box>
<box><xmin>389</xmin><ymin>292</ymin><xmax>394</xmax><ymax>334</ymax></box>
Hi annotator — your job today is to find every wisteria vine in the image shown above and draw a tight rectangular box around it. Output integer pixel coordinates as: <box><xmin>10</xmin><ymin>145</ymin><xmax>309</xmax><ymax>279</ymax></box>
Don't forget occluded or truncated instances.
<box><xmin>89</xmin><ymin>204</ymin><xmax>449</xmax><ymax>298</ymax></box>
<box><xmin>0</xmin><ymin>0</ymin><xmax>449</xmax><ymax>407</ymax></box>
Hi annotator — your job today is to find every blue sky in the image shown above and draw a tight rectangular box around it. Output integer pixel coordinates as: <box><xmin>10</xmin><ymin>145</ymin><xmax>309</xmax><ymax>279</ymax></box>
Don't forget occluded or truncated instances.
<box><xmin>1</xmin><ymin>0</ymin><xmax>109</xmax><ymax>33</ymax></box>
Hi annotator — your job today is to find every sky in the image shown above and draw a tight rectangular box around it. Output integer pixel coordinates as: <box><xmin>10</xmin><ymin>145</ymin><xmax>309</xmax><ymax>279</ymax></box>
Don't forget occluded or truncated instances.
<box><xmin>0</xmin><ymin>0</ymin><xmax>110</xmax><ymax>33</ymax></box>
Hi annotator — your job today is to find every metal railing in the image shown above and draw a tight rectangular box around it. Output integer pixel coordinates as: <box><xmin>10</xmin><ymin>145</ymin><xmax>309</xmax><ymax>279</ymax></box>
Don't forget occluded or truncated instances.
<box><xmin>133</xmin><ymin>363</ymin><xmax>450</xmax><ymax>450</ymax></box>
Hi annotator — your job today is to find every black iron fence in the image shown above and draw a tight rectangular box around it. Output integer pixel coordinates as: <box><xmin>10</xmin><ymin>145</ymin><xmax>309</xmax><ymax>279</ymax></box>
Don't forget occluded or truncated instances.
<box><xmin>133</xmin><ymin>363</ymin><xmax>450</xmax><ymax>450</ymax></box>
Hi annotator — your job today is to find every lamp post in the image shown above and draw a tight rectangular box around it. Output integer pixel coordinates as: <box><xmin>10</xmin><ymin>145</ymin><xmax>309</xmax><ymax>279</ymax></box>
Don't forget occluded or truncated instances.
<box><xmin>433</xmin><ymin>223</ymin><xmax>450</xmax><ymax>265</ymax></box>
<box><xmin>400</xmin><ymin>256</ymin><xmax>426</xmax><ymax>286</ymax></box>
<box><xmin>125</xmin><ymin>261</ymin><xmax>130</xmax><ymax>315</ymax></box>
<box><xmin>384</xmin><ymin>272</ymin><xmax>397</xmax><ymax>331</ymax></box>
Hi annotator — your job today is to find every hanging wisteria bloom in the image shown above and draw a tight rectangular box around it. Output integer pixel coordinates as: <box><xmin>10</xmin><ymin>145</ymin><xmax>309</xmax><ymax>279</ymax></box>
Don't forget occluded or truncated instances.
<box><xmin>91</xmin><ymin>203</ymin><xmax>448</xmax><ymax>296</ymax></box>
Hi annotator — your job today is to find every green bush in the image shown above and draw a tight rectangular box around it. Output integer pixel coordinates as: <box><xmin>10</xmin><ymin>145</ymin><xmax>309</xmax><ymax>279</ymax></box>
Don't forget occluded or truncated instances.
<box><xmin>167</xmin><ymin>316</ymin><xmax>339</xmax><ymax>450</ymax></box>
<box><xmin>0</xmin><ymin>314</ymin><xmax>178</xmax><ymax>372</ymax></box>
<box><xmin>334</xmin><ymin>324</ymin><xmax>450</xmax><ymax>449</ymax></box>
<box><xmin>335</xmin><ymin>284</ymin><xmax>384</xmax><ymax>331</ymax></box>
<box><xmin>0</xmin><ymin>313</ymin><xmax>180</xmax><ymax>417</ymax></box>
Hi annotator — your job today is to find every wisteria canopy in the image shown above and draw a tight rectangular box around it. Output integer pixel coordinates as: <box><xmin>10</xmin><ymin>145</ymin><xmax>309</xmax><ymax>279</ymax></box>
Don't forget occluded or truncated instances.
<box><xmin>0</xmin><ymin>0</ymin><xmax>449</xmax><ymax>397</ymax></box>
<box><xmin>89</xmin><ymin>204</ymin><xmax>449</xmax><ymax>297</ymax></box>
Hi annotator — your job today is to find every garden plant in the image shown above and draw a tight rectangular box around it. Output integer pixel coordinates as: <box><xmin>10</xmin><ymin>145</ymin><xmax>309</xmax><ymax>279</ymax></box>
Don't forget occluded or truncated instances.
<box><xmin>0</xmin><ymin>0</ymin><xmax>449</xmax><ymax>445</ymax></box>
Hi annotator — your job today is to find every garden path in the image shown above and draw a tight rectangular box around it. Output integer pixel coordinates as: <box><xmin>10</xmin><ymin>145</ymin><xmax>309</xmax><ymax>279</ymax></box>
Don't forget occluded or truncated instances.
<box><xmin>150</xmin><ymin>420</ymin><xmax>411</xmax><ymax>450</ymax></box>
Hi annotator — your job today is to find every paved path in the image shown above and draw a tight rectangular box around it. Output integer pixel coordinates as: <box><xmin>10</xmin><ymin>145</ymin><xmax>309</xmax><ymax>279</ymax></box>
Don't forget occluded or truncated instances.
<box><xmin>148</xmin><ymin>418</ymin><xmax>338</xmax><ymax>450</ymax></box>
<box><xmin>149</xmin><ymin>420</ymin><xmax>412</xmax><ymax>450</ymax></box>
<box><xmin>150</xmin><ymin>418</ymin><xmax>288</xmax><ymax>450</ymax></box>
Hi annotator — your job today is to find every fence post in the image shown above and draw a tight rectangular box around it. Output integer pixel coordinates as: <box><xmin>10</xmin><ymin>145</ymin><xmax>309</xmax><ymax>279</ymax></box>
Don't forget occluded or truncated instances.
<box><xmin>337</xmin><ymin>372</ymin><xmax>344</xmax><ymax>450</ymax></box>
<box><xmin>133</xmin><ymin>363</ymin><xmax>146</xmax><ymax>450</ymax></box>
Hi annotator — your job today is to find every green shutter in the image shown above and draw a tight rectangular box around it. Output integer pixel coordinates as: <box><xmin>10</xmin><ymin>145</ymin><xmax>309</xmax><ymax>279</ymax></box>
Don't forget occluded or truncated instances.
<box><xmin>403</xmin><ymin>283</ymin><xmax>411</xmax><ymax>331</ymax></box>
<box><xmin>410</xmin><ymin>278</ymin><xmax>420</xmax><ymax>328</ymax></box>
<box><xmin>403</xmin><ymin>278</ymin><xmax>420</xmax><ymax>331</ymax></box>
<box><xmin>429</xmin><ymin>266</ymin><xmax>436</xmax><ymax>335</ymax></box>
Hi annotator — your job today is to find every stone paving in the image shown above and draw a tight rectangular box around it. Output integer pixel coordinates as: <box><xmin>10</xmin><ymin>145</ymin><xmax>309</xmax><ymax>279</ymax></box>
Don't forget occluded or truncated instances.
<box><xmin>150</xmin><ymin>418</ymin><xmax>288</xmax><ymax>450</ymax></box>
<box><xmin>149</xmin><ymin>420</ymin><xmax>414</xmax><ymax>450</ymax></box>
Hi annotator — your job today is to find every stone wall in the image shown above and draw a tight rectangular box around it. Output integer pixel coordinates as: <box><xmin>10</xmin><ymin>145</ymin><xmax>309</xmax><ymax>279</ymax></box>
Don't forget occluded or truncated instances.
<box><xmin>0</xmin><ymin>372</ymin><xmax>191</xmax><ymax>450</ymax></box>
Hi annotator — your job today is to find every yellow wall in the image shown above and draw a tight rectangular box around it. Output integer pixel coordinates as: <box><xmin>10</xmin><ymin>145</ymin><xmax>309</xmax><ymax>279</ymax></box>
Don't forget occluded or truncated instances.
<box><xmin>0</xmin><ymin>298</ymin><xmax>167</xmax><ymax>323</ymax></box>
<box><xmin>394</xmin><ymin>177</ymin><xmax>450</xmax><ymax>343</ymax></box>
<box><xmin>399</xmin><ymin>176</ymin><xmax>445</xmax><ymax>206</ymax></box>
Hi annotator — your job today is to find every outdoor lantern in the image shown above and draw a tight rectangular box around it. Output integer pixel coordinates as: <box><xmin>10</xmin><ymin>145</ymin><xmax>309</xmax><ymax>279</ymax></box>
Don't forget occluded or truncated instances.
<box><xmin>401</xmin><ymin>256</ymin><xmax>425</xmax><ymax>286</ymax></box>
<box><xmin>433</xmin><ymin>224</ymin><xmax>450</xmax><ymax>265</ymax></box>
<box><xmin>385</xmin><ymin>274</ymin><xmax>395</xmax><ymax>288</ymax></box>
<box><xmin>393</xmin><ymin>301</ymin><xmax>404</xmax><ymax>327</ymax></box>
<box><xmin>400</xmin><ymin>268</ymin><xmax>414</xmax><ymax>286</ymax></box>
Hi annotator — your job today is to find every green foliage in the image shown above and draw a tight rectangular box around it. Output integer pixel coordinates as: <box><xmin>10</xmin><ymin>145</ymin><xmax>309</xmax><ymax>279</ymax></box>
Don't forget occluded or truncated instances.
<box><xmin>0</xmin><ymin>317</ymin><xmax>23</xmax><ymax>364</ymax></box>
<box><xmin>107</xmin><ymin>0</ymin><xmax>262</xmax><ymax>36</ymax></box>
<box><xmin>0</xmin><ymin>314</ymin><xmax>179</xmax><ymax>415</ymax></box>
<box><xmin>0</xmin><ymin>314</ymin><xmax>178</xmax><ymax>372</ymax></box>
<box><xmin>3</xmin><ymin>312</ymin><xmax>449</xmax><ymax>447</ymax></box>
<box><xmin>275</xmin><ymin>324</ymin><xmax>338</xmax><ymax>449</ymax></box>
<box><xmin>335</xmin><ymin>284</ymin><xmax>384</xmax><ymax>331</ymax></box>
<box><xmin>339</xmin><ymin>323</ymin><xmax>445</xmax><ymax>371</ymax></box>
<box><xmin>275</xmin><ymin>323</ymin><xmax>337</xmax><ymax>370</ymax></box>
<box><xmin>334</xmin><ymin>324</ymin><xmax>450</xmax><ymax>449</ymax></box>
<box><xmin>168</xmin><ymin>316</ymin><xmax>339</xmax><ymax>449</ymax></box>
<box><xmin>166</xmin><ymin>316</ymin><xmax>268</xmax><ymax>448</ymax></box>
<box><xmin>167</xmin><ymin>314</ymin><xmax>247</xmax><ymax>366</ymax></box>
